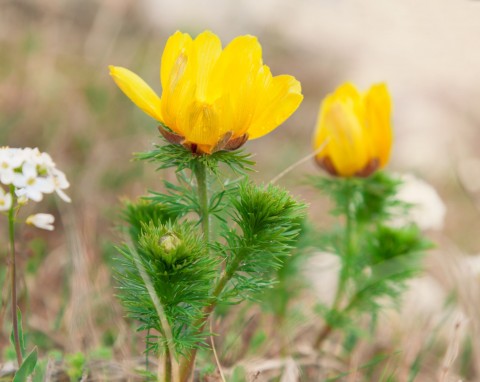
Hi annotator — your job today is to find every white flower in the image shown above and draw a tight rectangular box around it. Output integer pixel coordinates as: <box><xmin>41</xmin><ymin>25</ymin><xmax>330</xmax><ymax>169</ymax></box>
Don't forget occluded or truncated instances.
<box><xmin>49</xmin><ymin>168</ymin><xmax>71</xmax><ymax>203</ymax></box>
<box><xmin>0</xmin><ymin>147</ymin><xmax>24</xmax><ymax>185</ymax></box>
<box><xmin>26</xmin><ymin>213</ymin><xmax>55</xmax><ymax>231</ymax></box>
<box><xmin>0</xmin><ymin>187</ymin><xmax>12</xmax><ymax>211</ymax></box>
<box><xmin>0</xmin><ymin>147</ymin><xmax>70</xmax><ymax>204</ymax></box>
<box><xmin>13</xmin><ymin>162</ymin><xmax>55</xmax><ymax>202</ymax></box>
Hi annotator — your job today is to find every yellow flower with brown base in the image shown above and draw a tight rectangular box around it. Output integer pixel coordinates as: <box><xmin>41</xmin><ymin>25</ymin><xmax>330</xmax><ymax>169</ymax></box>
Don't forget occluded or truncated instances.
<box><xmin>313</xmin><ymin>82</ymin><xmax>393</xmax><ymax>177</ymax></box>
<box><xmin>110</xmin><ymin>31</ymin><xmax>303</xmax><ymax>155</ymax></box>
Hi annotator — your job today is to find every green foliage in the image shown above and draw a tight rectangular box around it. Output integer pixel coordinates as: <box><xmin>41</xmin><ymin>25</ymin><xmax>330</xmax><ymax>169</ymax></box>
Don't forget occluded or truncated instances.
<box><xmin>10</xmin><ymin>309</ymin><xmax>26</xmax><ymax>358</ymax></box>
<box><xmin>117</xmin><ymin>141</ymin><xmax>307</xmax><ymax>375</ymax></box>
<box><xmin>31</xmin><ymin>359</ymin><xmax>47</xmax><ymax>382</ymax></box>
<box><xmin>89</xmin><ymin>346</ymin><xmax>113</xmax><ymax>360</ymax></box>
<box><xmin>230</xmin><ymin>366</ymin><xmax>248</xmax><ymax>382</ymax></box>
<box><xmin>123</xmin><ymin>199</ymin><xmax>181</xmax><ymax>244</ymax></box>
<box><xmin>217</xmin><ymin>182</ymin><xmax>307</xmax><ymax>300</ymax></box>
<box><xmin>9</xmin><ymin>310</ymin><xmax>39</xmax><ymax>382</ymax></box>
<box><xmin>346</xmin><ymin>224</ymin><xmax>432</xmax><ymax>314</ymax></box>
<box><xmin>312</xmin><ymin>171</ymin><xmax>432</xmax><ymax>348</ymax></box>
<box><xmin>136</xmin><ymin>136</ymin><xmax>254</xmax><ymax>175</ymax></box>
<box><xmin>12</xmin><ymin>348</ymin><xmax>37</xmax><ymax>382</ymax></box>
<box><xmin>311</xmin><ymin>171</ymin><xmax>406</xmax><ymax>223</ymax></box>
<box><xmin>116</xmin><ymin>217</ymin><xmax>218</xmax><ymax>354</ymax></box>
<box><xmin>259</xmin><ymin>217</ymin><xmax>315</xmax><ymax>321</ymax></box>
<box><xmin>147</xmin><ymin>171</ymin><xmax>200</xmax><ymax>219</ymax></box>
<box><xmin>65</xmin><ymin>352</ymin><xmax>86</xmax><ymax>381</ymax></box>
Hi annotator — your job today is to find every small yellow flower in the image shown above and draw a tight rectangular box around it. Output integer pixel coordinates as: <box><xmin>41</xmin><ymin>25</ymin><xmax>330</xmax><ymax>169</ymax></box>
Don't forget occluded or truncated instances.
<box><xmin>313</xmin><ymin>82</ymin><xmax>393</xmax><ymax>177</ymax></box>
<box><xmin>110</xmin><ymin>31</ymin><xmax>303</xmax><ymax>154</ymax></box>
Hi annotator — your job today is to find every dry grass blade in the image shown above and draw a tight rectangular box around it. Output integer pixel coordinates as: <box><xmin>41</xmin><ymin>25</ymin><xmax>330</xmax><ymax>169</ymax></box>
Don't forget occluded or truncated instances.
<box><xmin>129</xmin><ymin>243</ymin><xmax>179</xmax><ymax>382</ymax></box>
<box><xmin>269</xmin><ymin>139</ymin><xmax>329</xmax><ymax>184</ymax></box>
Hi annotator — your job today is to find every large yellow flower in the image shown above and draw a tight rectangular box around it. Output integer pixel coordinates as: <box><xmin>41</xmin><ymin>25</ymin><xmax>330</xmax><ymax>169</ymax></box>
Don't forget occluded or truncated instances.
<box><xmin>110</xmin><ymin>31</ymin><xmax>303</xmax><ymax>154</ymax></box>
<box><xmin>313</xmin><ymin>82</ymin><xmax>393</xmax><ymax>177</ymax></box>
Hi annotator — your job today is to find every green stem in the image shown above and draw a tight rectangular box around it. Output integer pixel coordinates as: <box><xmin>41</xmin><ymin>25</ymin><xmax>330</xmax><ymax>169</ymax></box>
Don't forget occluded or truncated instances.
<box><xmin>194</xmin><ymin>161</ymin><xmax>210</xmax><ymax>242</ymax></box>
<box><xmin>314</xmin><ymin>179</ymin><xmax>355</xmax><ymax>350</ymax></box>
<box><xmin>9</xmin><ymin>186</ymin><xmax>22</xmax><ymax>366</ymax></box>
<box><xmin>179</xmin><ymin>251</ymin><xmax>245</xmax><ymax>382</ymax></box>
<box><xmin>163</xmin><ymin>346</ymin><xmax>172</xmax><ymax>382</ymax></box>
<box><xmin>177</xmin><ymin>161</ymin><xmax>212</xmax><ymax>382</ymax></box>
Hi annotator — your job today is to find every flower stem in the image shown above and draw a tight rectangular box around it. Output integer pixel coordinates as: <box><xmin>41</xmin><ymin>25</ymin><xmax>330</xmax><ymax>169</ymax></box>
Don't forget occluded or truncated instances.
<box><xmin>163</xmin><ymin>346</ymin><xmax>172</xmax><ymax>382</ymax></box>
<box><xmin>177</xmin><ymin>161</ymin><xmax>214</xmax><ymax>382</ymax></box>
<box><xmin>8</xmin><ymin>186</ymin><xmax>22</xmax><ymax>366</ymax></box>
<box><xmin>194</xmin><ymin>161</ymin><xmax>210</xmax><ymax>242</ymax></box>
<box><xmin>179</xmin><ymin>247</ymin><xmax>246</xmax><ymax>382</ymax></box>
<box><xmin>314</xmin><ymin>179</ymin><xmax>355</xmax><ymax>350</ymax></box>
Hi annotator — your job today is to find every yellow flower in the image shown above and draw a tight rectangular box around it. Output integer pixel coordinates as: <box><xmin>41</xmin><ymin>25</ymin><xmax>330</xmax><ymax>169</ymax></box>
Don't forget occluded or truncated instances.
<box><xmin>313</xmin><ymin>82</ymin><xmax>393</xmax><ymax>177</ymax></box>
<box><xmin>109</xmin><ymin>31</ymin><xmax>303</xmax><ymax>154</ymax></box>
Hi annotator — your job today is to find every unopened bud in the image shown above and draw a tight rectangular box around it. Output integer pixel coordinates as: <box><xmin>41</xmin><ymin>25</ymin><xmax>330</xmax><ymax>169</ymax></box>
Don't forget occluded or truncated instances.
<box><xmin>159</xmin><ymin>233</ymin><xmax>180</xmax><ymax>252</ymax></box>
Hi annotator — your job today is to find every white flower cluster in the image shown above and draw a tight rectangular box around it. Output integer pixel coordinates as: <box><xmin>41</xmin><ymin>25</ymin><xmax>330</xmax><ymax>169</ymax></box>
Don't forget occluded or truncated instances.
<box><xmin>0</xmin><ymin>147</ymin><xmax>71</xmax><ymax>230</ymax></box>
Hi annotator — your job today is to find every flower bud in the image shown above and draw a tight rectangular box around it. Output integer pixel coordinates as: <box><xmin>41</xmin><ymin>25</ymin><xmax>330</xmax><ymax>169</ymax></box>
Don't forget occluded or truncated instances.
<box><xmin>159</xmin><ymin>233</ymin><xmax>181</xmax><ymax>252</ymax></box>
<box><xmin>313</xmin><ymin>83</ymin><xmax>393</xmax><ymax>177</ymax></box>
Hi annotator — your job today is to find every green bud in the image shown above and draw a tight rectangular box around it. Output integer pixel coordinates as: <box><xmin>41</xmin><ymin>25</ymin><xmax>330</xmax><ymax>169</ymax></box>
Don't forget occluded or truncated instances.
<box><xmin>159</xmin><ymin>233</ymin><xmax>181</xmax><ymax>252</ymax></box>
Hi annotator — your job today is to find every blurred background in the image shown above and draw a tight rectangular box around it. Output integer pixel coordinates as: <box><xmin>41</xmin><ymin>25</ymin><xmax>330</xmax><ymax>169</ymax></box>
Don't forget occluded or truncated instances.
<box><xmin>2</xmin><ymin>0</ymin><xmax>480</xmax><ymax>380</ymax></box>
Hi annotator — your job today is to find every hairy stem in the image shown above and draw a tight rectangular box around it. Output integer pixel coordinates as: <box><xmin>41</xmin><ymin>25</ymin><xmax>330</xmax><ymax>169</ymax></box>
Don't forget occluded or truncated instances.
<box><xmin>179</xmin><ymin>250</ymin><xmax>245</xmax><ymax>381</ymax></box>
<box><xmin>178</xmin><ymin>161</ymin><xmax>213</xmax><ymax>381</ymax></box>
<box><xmin>314</xmin><ymin>179</ymin><xmax>355</xmax><ymax>350</ymax></box>
<box><xmin>163</xmin><ymin>346</ymin><xmax>172</xmax><ymax>382</ymax></box>
<box><xmin>9</xmin><ymin>186</ymin><xmax>22</xmax><ymax>366</ymax></box>
<box><xmin>194</xmin><ymin>161</ymin><xmax>210</xmax><ymax>242</ymax></box>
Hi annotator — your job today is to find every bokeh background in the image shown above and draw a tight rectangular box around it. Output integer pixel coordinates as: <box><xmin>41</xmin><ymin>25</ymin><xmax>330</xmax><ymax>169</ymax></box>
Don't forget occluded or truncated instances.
<box><xmin>2</xmin><ymin>0</ymin><xmax>480</xmax><ymax>380</ymax></box>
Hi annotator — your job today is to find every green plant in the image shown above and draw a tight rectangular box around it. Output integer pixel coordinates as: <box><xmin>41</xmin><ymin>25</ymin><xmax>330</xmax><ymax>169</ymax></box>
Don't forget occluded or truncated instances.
<box><xmin>310</xmin><ymin>172</ymin><xmax>432</xmax><ymax>350</ymax></box>
<box><xmin>116</xmin><ymin>141</ymin><xmax>306</xmax><ymax>381</ymax></box>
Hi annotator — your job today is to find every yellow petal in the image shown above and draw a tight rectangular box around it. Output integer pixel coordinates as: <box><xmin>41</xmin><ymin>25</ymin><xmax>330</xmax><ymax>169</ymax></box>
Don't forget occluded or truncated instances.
<box><xmin>333</xmin><ymin>82</ymin><xmax>361</xmax><ymax>102</ymax></box>
<box><xmin>160</xmin><ymin>32</ymin><xmax>195</xmax><ymax>135</ymax></box>
<box><xmin>248</xmin><ymin>68</ymin><xmax>303</xmax><ymax>139</ymax></box>
<box><xmin>109</xmin><ymin>65</ymin><xmax>163</xmax><ymax>121</ymax></box>
<box><xmin>315</xmin><ymin>96</ymin><xmax>369</xmax><ymax>177</ymax></box>
<box><xmin>191</xmin><ymin>31</ymin><xmax>222</xmax><ymax>102</ymax></box>
<box><xmin>160</xmin><ymin>31</ymin><xmax>193</xmax><ymax>92</ymax></box>
<box><xmin>364</xmin><ymin>83</ymin><xmax>393</xmax><ymax>167</ymax></box>
<box><xmin>209</xmin><ymin>35</ymin><xmax>263</xmax><ymax>128</ymax></box>
<box><xmin>178</xmin><ymin>101</ymin><xmax>222</xmax><ymax>149</ymax></box>
<box><xmin>212</xmin><ymin>35</ymin><xmax>263</xmax><ymax>90</ymax></box>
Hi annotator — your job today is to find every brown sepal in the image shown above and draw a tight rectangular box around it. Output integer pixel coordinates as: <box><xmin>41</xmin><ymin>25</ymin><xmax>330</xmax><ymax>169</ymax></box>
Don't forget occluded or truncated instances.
<box><xmin>314</xmin><ymin>155</ymin><xmax>338</xmax><ymax>176</ymax></box>
<box><xmin>355</xmin><ymin>158</ymin><xmax>380</xmax><ymax>177</ymax></box>
<box><xmin>158</xmin><ymin>125</ymin><xmax>185</xmax><ymax>145</ymax></box>
<box><xmin>211</xmin><ymin>131</ymin><xmax>233</xmax><ymax>152</ymax></box>
<box><xmin>314</xmin><ymin>156</ymin><xmax>380</xmax><ymax>178</ymax></box>
<box><xmin>223</xmin><ymin>133</ymin><xmax>249</xmax><ymax>151</ymax></box>
<box><xmin>158</xmin><ymin>126</ymin><xmax>249</xmax><ymax>155</ymax></box>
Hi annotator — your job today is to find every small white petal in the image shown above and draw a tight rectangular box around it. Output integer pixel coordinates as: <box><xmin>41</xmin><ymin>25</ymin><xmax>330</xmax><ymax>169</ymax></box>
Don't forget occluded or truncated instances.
<box><xmin>20</xmin><ymin>188</ymin><xmax>43</xmax><ymax>202</ymax></box>
<box><xmin>55</xmin><ymin>188</ymin><xmax>71</xmax><ymax>203</ymax></box>
<box><xmin>0</xmin><ymin>170</ymin><xmax>14</xmax><ymax>185</ymax></box>
<box><xmin>36</xmin><ymin>177</ymin><xmax>55</xmax><ymax>194</ymax></box>
<box><xmin>22</xmin><ymin>162</ymin><xmax>37</xmax><ymax>178</ymax></box>
<box><xmin>0</xmin><ymin>191</ymin><xmax>12</xmax><ymax>211</ymax></box>
<box><xmin>12</xmin><ymin>172</ymin><xmax>27</xmax><ymax>188</ymax></box>
<box><xmin>26</xmin><ymin>213</ymin><xmax>55</xmax><ymax>231</ymax></box>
